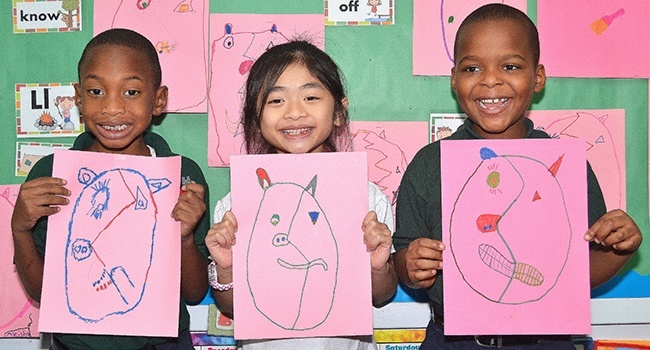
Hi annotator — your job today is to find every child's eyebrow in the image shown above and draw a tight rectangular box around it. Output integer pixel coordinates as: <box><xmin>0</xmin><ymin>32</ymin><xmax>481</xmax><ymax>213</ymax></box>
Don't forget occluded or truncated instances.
<box><xmin>82</xmin><ymin>74</ymin><xmax>145</xmax><ymax>82</ymax></box>
<box><xmin>269</xmin><ymin>82</ymin><xmax>324</xmax><ymax>92</ymax></box>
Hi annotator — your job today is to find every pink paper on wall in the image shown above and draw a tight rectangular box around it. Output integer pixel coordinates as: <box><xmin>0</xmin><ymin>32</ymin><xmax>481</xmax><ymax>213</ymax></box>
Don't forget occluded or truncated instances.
<box><xmin>441</xmin><ymin>139</ymin><xmax>590</xmax><ymax>335</ymax></box>
<box><xmin>538</xmin><ymin>1</ymin><xmax>650</xmax><ymax>78</ymax></box>
<box><xmin>412</xmin><ymin>0</ymin><xmax>527</xmax><ymax>76</ymax></box>
<box><xmin>347</xmin><ymin>121</ymin><xmax>428</xmax><ymax>210</ymax></box>
<box><xmin>207</xmin><ymin>14</ymin><xmax>324</xmax><ymax>167</ymax></box>
<box><xmin>94</xmin><ymin>1</ymin><xmax>208</xmax><ymax>112</ymax></box>
<box><xmin>1</xmin><ymin>184</ymin><xmax>40</xmax><ymax>338</ymax></box>
<box><xmin>230</xmin><ymin>152</ymin><xmax>372</xmax><ymax>340</ymax></box>
<box><xmin>39</xmin><ymin>150</ymin><xmax>182</xmax><ymax>336</ymax></box>
<box><xmin>528</xmin><ymin>109</ymin><xmax>626</xmax><ymax>212</ymax></box>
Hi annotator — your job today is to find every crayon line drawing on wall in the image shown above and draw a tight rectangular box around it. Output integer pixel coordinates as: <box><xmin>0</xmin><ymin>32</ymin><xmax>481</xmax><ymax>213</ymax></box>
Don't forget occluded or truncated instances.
<box><xmin>96</xmin><ymin>0</ymin><xmax>208</xmax><ymax>112</ymax></box>
<box><xmin>64</xmin><ymin>167</ymin><xmax>171</xmax><ymax>323</ymax></box>
<box><xmin>448</xmin><ymin>147</ymin><xmax>571</xmax><ymax>304</ymax></box>
<box><xmin>590</xmin><ymin>6</ymin><xmax>624</xmax><ymax>35</ymax></box>
<box><xmin>1</xmin><ymin>185</ymin><xmax>40</xmax><ymax>338</ymax></box>
<box><xmin>208</xmin><ymin>21</ymin><xmax>290</xmax><ymax>166</ymax></box>
<box><xmin>531</xmin><ymin>111</ymin><xmax>624</xmax><ymax>211</ymax></box>
<box><xmin>246</xmin><ymin>168</ymin><xmax>338</xmax><ymax>330</ymax></box>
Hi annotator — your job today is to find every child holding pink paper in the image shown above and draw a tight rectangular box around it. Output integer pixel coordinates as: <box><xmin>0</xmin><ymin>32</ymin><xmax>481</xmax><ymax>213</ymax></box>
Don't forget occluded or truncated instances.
<box><xmin>392</xmin><ymin>4</ymin><xmax>643</xmax><ymax>349</ymax></box>
<box><xmin>205</xmin><ymin>40</ymin><xmax>398</xmax><ymax>349</ymax></box>
<box><xmin>12</xmin><ymin>28</ymin><xmax>210</xmax><ymax>350</ymax></box>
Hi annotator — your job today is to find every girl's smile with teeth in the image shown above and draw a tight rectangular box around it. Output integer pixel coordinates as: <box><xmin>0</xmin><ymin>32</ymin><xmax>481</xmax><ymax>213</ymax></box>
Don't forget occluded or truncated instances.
<box><xmin>282</xmin><ymin>127</ymin><xmax>312</xmax><ymax>135</ymax></box>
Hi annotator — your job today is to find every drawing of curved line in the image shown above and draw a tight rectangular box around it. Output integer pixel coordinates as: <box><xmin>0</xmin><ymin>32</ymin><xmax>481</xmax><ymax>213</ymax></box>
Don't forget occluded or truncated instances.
<box><xmin>0</xmin><ymin>302</ymin><xmax>33</xmax><ymax>331</ymax></box>
<box><xmin>355</xmin><ymin>130</ymin><xmax>408</xmax><ymax>190</ymax></box>
<box><xmin>277</xmin><ymin>257</ymin><xmax>328</xmax><ymax>270</ymax></box>
<box><xmin>440</xmin><ymin>0</ymin><xmax>454</xmax><ymax>63</ymax></box>
<box><xmin>110</xmin><ymin>266</ymin><xmax>136</xmax><ymax>305</ymax></box>
<box><xmin>478</xmin><ymin>244</ymin><xmax>544</xmax><ymax>286</ymax></box>
<box><xmin>449</xmin><ymin>153</ymin><xmax>572</xmax><ymax>304</ymax></box>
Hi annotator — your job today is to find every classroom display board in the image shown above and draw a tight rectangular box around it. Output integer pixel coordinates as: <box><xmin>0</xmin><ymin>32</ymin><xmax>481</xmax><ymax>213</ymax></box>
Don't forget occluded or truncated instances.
<box><xmin>2</xmin><ymin>0</ymin><xmax>649</xmax><ymax>347</ymax></box>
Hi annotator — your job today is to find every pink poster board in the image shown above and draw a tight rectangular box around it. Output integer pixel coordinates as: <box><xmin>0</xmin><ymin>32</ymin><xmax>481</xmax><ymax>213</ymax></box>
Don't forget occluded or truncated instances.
<box><xmin>412</xmin><ymin>0</ymin><xmax>527</xmax><ymax>76</ymax></box>
<box><xmin>39</xmin><ymin>150</ymin><xmax>182</xmax><ymax>336</ymax></box>
<box><xmin>94</xmin><ymin>0</ymin><xmax>208</xmax><ymax>113</ymax></box>
<box><xmin>538</xmin><ymin>1</ymin><xmax>650</xmax><ymax>78</ymax></box>
<box><xmin>207</xmin><ymin>13</ymin><xmax>324</xmax><ymax>167</ymax></box>
<box><xmin>347</xmin><ymin>121</ymin><xmax>428</xmax><ymax>210</ymax></box>
<box><xmin>441</xmin><ymin>139</ymin><xmax>590</xmax><ymax>335</ymax></box>
<box><xmin>1</xmin><ymin>184</ymin><xmax>40</xmax><ymax>338</ymax></box>
<box><xmin>230</xmin><ymin>152</ymin><xmax>372</xmax><ymax>340</ymax></box>
<box><xmin>528</xmin><ymin>109</ymin><xmax>626</xmax><ymax>211</ymax></box>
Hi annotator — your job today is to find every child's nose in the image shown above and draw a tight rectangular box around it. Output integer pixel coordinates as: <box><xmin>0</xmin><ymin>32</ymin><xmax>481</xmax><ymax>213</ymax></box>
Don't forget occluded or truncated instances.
<box><xmin>285</xmin><ymin>99</ymin><xmax>307</xmax><ymax>120</ymax></box>
<box><xmin>481</xmin><ymin>67</ymin><xmax>504</xmax><ymax>88</ymax></box>
<box><xmin>101</xmin><ymin>93</ymin><xmax>125</xmax><ymax>116</ymax></box>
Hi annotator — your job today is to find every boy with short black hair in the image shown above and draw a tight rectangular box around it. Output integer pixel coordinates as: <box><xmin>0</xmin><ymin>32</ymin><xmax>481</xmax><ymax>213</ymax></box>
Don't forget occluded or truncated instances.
<box><xmin>393</xmin><ymin>4</ymin><xmax>642</xmax><ymax>349</ymax></box>
<box><xmin>12</xmin><ymin>28</ymin><xmax>210</xmax><ymax>350</ymax></box>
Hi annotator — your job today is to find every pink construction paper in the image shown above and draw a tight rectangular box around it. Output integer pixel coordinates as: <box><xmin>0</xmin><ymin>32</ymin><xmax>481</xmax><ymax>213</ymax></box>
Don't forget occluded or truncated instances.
<box><xmin>528</xmin><ymin>109</ymin><xmax>626</xmax><ymax>212</ymax></box>
<box><xmin>412</xmin><ymin>0</ymin><xmax>527</xmax><ymax>76</ymax></box>
<box><xmin>207</xmin><ymin>14</ymin><xmax>324</xmax><ymax>167</ymax></box>
<box><xmin>94</xmin><ymin>0</ymin><xmax>208</xmax><ymax>112</ymax></box>
<box><xmin>39</xmin><ymin>150</ymin><xmax>182</xmax><ymax>337</ymax></box>
<box><xmin>1</xmin><ymin>184</ymin><xmax>40</xmax><ymax>338</ymax></box>
<box><xmin>538</xmin><ymin>1</ymin><xmax>650</xmax><ymax>78</ymax></box>
<box><xmin>441</xmin><ymin>139</ymin><xmax>590</xmax><ymax>335</ymax></box>
<box><xmin>230</xmin><ymin>152</ymin><xmax>372</xmax><ymax>340</ymax></box>
<box><xmin>346</xmin><ymin>121</ymin><xmax>429</xmax><ymax>211</ymax></box>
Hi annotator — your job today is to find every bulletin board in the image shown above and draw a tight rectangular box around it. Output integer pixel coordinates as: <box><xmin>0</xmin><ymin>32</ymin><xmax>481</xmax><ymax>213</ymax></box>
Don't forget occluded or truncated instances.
<box><xmin>2</xmin><ymin>0</ymin><xmax>649</xmax><ymax>345</ymax></box>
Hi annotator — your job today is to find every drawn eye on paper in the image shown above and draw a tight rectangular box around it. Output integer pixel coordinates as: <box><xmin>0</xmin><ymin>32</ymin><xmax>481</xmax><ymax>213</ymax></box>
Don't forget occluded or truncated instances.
<box><xmin>448</xmin><ymin>147</ymin><xmax>571</xmax><ymax>304</ymax></box>
<box><xmin>246</xmin><ymin>168</ymin><xmax>339</xmax><ymax>331</ymax></box>
<box><xmin>65</xmin><ymin>167</ymin><xmax>171</xmax><ymax>323</ymax></box>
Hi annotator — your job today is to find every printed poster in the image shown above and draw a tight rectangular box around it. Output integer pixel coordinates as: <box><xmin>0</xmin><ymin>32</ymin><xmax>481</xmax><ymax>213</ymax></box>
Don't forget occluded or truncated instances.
<box><xmin>15</xmin><ymin>141</ymin><xmax>72</xmax><ymax>177</ymax></box>
<box><xmin>325</xmin><ymin>0</ymin><xmax>394</xmax><ymax>25</ymax></box>
<box><xmin>16</xmin><ymin>83</ymin><xmax>83</xmax><ymax>138</ymax></box>
<box><xmin>39</xmin><ymin>150</ymin><xmax>182</xmax><ymax>336</ymax></box>
<box><xmin>13</xmin><ymin>0</ymin><xmax>81</xmax><ymax>33</ymax></box>
<box><xmin>441</xmin><ymin>138</ymin><xmax>590</xmax><ymax>335</ymax></box>
<box><xmin>230</xmin><ymin>152</ymin><xmax>372</xmax><ymax>339</ymax></box>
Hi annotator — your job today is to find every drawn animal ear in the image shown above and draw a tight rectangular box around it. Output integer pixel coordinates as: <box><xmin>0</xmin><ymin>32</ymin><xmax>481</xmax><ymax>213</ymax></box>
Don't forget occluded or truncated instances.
<box><xmin>149</xmin><ymin>178</ymin><xmax>172</xmax><ymax>194</ymax></box>
<box><xmin>1</xmin><ymin>188</ymin><xmax>9</xmax><ymax>200</ymax></box>
<box><xmin>305</xmin><ymin>175</ymin><xmax>317</xmax><ymax>197</ymax></box>
<box><xmin>256</xmin><ymin>168</ymin><xmax>271</xmax><ymax>189</ymax></box>
<box><xmin>77</xmin><ymin>167</ymin><xmax>97</xmax><ymax>185</ymax></box>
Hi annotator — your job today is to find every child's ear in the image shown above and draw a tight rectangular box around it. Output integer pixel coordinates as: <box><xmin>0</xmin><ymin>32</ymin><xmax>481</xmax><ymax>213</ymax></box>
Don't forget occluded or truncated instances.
<box><xmin>73</xmin><ymin>82</ymin><xmax>83</xmax><ymax>113</ymax></box>
<box><xmin>450</xmin><ymin>67</ymin><xmax>457</xmax><ymax>94</ymax></box>
<box><xmin>534</xmin><ymin>64</ymin><xmax>546</xmax><ymax>93</ymax></box>
<box><xmin>153</xmin><ymin>85</ymin><xmax>169</xmax><ymax>116</ymax></box>
<box><xmin>334</xmin><ymin>97</ymin><xmax>348</xmax><ymax>127</ymax></box>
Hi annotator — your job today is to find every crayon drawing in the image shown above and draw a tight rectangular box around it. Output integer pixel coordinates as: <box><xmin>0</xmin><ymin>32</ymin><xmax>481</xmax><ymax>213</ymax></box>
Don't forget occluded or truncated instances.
<box><xmin>0</xmin><ymin>185</ymin><xmax>40</xmax><ymax>338</ymax></box>
<box><xmin>412</xmin><ymin>0</ymin><xmax>527</xmax><ymax>76</ymax></box>
<box><xmin>94</xmin><ymin>0</ymin><xmax>208</xmax><ymax>112</ymax></box>
<box><xmin>39</xmin><ymin>150</ymin><xmax>182</xmax><ymax>337</ymax></box>
<box><xmin>207</xmin><ymin>14</ymin><xmax>324</xmax><ymax>167</ymax></box>
<box><xmin>538</xmin><ymin>1</ymin><xmax>650</xmax><ymax>78</ymax></box>
<box><xmin>441</xmin><ymin>139</ymin><xmax>590</xmax><ymax>335</ymax></box>
<box><xmin>231</xmin><ymin>153</ymin><xmax>372</xmax><ymax>340</ymax></box>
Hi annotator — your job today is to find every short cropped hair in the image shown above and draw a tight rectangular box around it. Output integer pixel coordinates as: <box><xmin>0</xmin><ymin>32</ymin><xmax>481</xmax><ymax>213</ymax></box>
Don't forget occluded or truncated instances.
<box><xmin>454</xmin><ymin>4</ymin><xmax>540</xmax><ymax>66</ymax></box>
<box><xmin>78</xmin><ymin>28</ymin><xmax>162</xmax><ymax>88</ymax></box>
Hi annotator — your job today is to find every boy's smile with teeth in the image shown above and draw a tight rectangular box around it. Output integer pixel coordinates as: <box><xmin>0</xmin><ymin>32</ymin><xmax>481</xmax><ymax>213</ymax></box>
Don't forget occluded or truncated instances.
<box><xmin>102</xmin><ymin>124</ymin><xmax>128</xmax><ymax>132</ymax></box>
<box><xmin>478</xmin><ymin>98</ymin><xmax>509</xmax><ymax>110</ymax></box>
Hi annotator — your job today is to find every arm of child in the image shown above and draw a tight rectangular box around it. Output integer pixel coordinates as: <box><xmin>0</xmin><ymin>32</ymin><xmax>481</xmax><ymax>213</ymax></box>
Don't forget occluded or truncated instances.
<box><xmin>393</xmin><ymin>238</ymin><xmax>445</xmax><ymax>290</ymax></box>
<box><xmin>585</xmin><ymin>209</ymin><xmax>643</xmax><ymax>288</ymax></box>
<box><xmin>205</xmin><ymin>210</ymin><xmax>237</xmax><ymax>317</ymax></box>
<box><xmin>172</xmin><ymin>182</ymin><xmax>209</xmax><ymax>303</ymax></box>
<box><xmin>363</xmin><ymin>211</ymin><xmax>398</xmax><ymax>307</ymax></box>
<box><xmin>11</xmin><ymin>177</ymin><xmax>70</xmax><ymax>302</ymax></box>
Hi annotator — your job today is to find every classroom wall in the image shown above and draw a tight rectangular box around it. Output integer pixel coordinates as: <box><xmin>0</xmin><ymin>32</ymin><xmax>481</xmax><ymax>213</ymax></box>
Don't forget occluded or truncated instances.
<box><xmin>3</xmin><ymin>0</ymin><xmax>649</xmax><ymax>348</ymax></box>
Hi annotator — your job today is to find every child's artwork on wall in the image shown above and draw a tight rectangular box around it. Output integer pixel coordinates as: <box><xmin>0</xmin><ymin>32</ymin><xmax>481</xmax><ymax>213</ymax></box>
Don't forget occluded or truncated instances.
<box><xmin>538</xmin><ymin>1</ymin><xmax>650</xmax><ymax>78</ymax></box>
<box><xmin>528</xmin><ymin>109</ymin><xmax>626</xmax><ymax>212</ymax></box>
<box><xmin>207</xmin><ymin>13</ymin><xmax>324</xmax><ymax>167</ymax></box>
<box><xmin>430</xmin><ymin>113</ymin><xmax>466</xmax><ymax>142</ymax></box>
<box><xmin>0</xmin><ymin>184</ymin><xmax>40</xmax><ymax>338</ymax></box>
<box><xmin>325</xmin><ymin>0</ymin><xmax>394</xmax><ymax>26</ymax></box>
<box><xmin>441</xmin><ymin>139</ymin><xmax>590</xmax><ymax>335</ymax></box>
<box><xmin>230</xmin><ymin>152</ymin><xmax>372</xmax><ymax>339</ymax></box>
<box><xmin>16</xmin><ymin>83</ymin><xmax>83</xmax><ymax>137</ymax></box>
<box><xmin>412</xmin><ymin>0</ymin><xmax>527</xmax><ymax>76</ymax></box>
<box><xmin>39</xmin><ymin>150</ymin><xmax>182</xmax><ymax>337</ymax></box>
<box><xmin>15</xmin><ymin>141</ymin><xmax>72</xmax><ymax>177</ymax></box>
<box><xmin>94</xmin><ymin>0</ymin><xmax>208</xmax><ymax>113</ymax></box>
<box><xmin>13</xmin><ymin>0</ymin><xmax>81</xmax><ymax>34</ymax></box>
<box><xmin>346</xmin><ymin>121</ymin><xmax>428</xmax><ymax>210</ymax></box>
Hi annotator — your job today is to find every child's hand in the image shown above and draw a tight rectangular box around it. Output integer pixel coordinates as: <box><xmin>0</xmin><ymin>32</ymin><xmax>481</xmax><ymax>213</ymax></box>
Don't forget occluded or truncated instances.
<box><xmin>11</xmin><ymin>177</ymin><xmax>70</xmax><ymax>234</ymax></box>
<box><xmin>584</xmin><ymin>209</ymin><xmax>643</xmax><ymax>252</ymax></box>
<box><xmin>205</xmin><ymin>211</ymin><xmax>238</xmax><ymax>270</ymax></box>
<box><xmin>362</xmin><ymin>211</ymin><xmax>392</xmax><ymax>271</ymax></box>
<box><xmin>404</xmin><ymin>238</ymin><xmax>445</xmax><ymax>289</ymax></box>
<box><xmin>172</xmin><ymin>182</ymin><xmax>206</xmax><ymax>241</ymax></box>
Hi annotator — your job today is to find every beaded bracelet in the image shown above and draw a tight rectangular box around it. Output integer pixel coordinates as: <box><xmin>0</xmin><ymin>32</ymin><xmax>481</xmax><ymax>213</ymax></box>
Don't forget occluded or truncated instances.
<box><xmin>208</xmin><ymin>260</ymin><xmax>233</xmax><ymax>291</ymax></box>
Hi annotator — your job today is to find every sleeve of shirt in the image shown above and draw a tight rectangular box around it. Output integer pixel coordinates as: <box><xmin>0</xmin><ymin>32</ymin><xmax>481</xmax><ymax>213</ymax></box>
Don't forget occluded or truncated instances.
<box><xmin>586</xmin><ymin>161</ymin><xmax>607</xmax><ymax>227</ymax></box>
<box><xmin>368</xmin><ymin>182</ymin><xmax>395</xmax><ymax>253</ymax></box>
<box><xmin>212</xmin><ymin>193</ymin><xmax>232</xmax><ymax>223</ymax></box>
